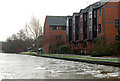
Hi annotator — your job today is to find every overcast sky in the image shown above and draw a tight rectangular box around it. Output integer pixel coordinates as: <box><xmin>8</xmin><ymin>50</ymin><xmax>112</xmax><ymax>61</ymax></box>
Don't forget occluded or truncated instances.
<box><xmin>0</xmin><ymin>0</ymin><xmax>100</xmax><ymax>41</ymax></box>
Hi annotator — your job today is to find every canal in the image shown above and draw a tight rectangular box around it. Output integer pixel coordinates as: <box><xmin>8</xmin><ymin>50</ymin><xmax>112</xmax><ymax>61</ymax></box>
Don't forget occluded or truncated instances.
<box><xmin>0</xmin><ymin>53</ymin><xmax>119</xmax><ymax>79</ymax></box>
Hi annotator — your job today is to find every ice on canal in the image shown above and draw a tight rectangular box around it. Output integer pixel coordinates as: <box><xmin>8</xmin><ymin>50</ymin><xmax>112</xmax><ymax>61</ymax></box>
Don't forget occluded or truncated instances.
<box><xmin>0</xmin><ymin>53</ymin><xmax>119</xmax><ymax>79</ymax></box>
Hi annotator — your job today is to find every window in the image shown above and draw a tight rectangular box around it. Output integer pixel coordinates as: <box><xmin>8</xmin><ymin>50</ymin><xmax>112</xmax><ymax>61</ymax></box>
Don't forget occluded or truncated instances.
<box><xmin>98</xmin><ymin>24</ymin><xmax>101</xmax><ymax>33</ymax></box>
<box><xmin>62</xmin><ymin>26</ymin><xmax>66</xmax><ymax>30</ymax></box>
<box><xmin>100</xmin><ymin>8</ymin><xmax>101</xmax><ymax>16</ymax></box>
<box><xmin>69</xmin><ymin>19</ymin><xmax>72</xmax><ymax>26</ymax></box>
<box><xmin>84</xmin><ymin>41</ymin><xmax>88</xmax><ymax>46</ymax></box>
<box><xmin>56</xmin><ymin>35</ymin><xmax>62</xmax><ymax>40</ymax></box>
<box><xmin>81</xmin><ymin>14</ymin><xmax>83</xmax><ymax>22</ymax></box>
<box><xmin>73</xmin><ymin>16</ymin><xmax>75</xmax><ymax>22</ymax></box>
<box><xmin>70</xmin><ymin>43</ymin><xmax>72</xmax><ymax>47</ymax></box>
<box><xmin>84</xmin><ymin>14</ymin><xmax>86</xmax><ymax>21</ymax></box>
<box><xmin>73</xmin><ymin>16</ymin><xmax>75</xmax><ymax>25</ymax></box>
<box><xmin>66</xmin><ymin>19</ymin><xmax>69</xmax><ymax>27</ymax></box>
<box><xmin>77</xmin><ymin>42</ymin><xmax>80</xmax><ymax>47</ymax></box>
<box><xmin>89</xmin><ymin>10</ymin><xmax>92</xmax><ymax>19</ymax></box>
<box><xmin>80</xmin><ymin>28</ymin><xmax>83</xmax><ymax>33</ymax></box>
<box><xmin>86</xmin><ymin>42</ymin><xmax>88</xmax><ymax>46</ymax></box>
<box><xmin>115</xmin><ymin>35</ymin><xmax>119</xmax><ymax>43</ymax></box>
<box><xmin>52</xmin><ymin>26</ymin><xmax>58</xmax><ymax>30</ymax></box>
<box><xmin>115</xmin><ymin>19</ymin><xmax>119</xmax><ymax>27</ymax></box>
<box><xmin>94</xmin><ymin>10</ymin><xmax>96</xmax><ymax>18</ymax></box>
<box><xmin>80</xmin><ymin>14</ymin><xmax>83</xmax><ymax>18</ymax></box>
<box><xmin>89</xmin><ymin>26</ymin><xmax>92</xmax><ymax>31</ymax></box>
<box><xmin>94</xmin><ymin>26</ymin><xmax>97</xmax><ymax>31</ymax></box>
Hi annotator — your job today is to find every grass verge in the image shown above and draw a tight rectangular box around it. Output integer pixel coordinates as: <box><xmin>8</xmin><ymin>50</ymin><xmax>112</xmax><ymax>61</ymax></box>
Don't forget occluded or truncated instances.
<box><xmin>20</xmin><ymin>52</ymin><xmax>119</xmax><ymax>62</ymax></box>
<box><xmin>20</xmin><ymin>52</ymin><xmax>37</xmax><ymax>55</ymax></box>
<box><xmin>42</xmin><ymin>54</ymin><xmax>118</xmax><ymax>62</ymax></box>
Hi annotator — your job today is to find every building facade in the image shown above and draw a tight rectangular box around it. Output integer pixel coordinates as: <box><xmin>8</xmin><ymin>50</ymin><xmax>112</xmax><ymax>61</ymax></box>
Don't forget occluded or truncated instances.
<box><xmin>96</xmin><ymin>0</ymin><xmax>120</xmax><ymax>43</ymax></box>
<box><xmin>44</xmin><ymin>0</ymin><xmax>120</xmax><ymax>54</ymax></box>
<box><xmin>44</xmin><ymin>16</ymin><xmax>67</xmax><ymax>54</ymax></box>
<box><xmin>66</xmin><ymin>0</ymin><xmax>120</xmax><ymax>53</ymax></box>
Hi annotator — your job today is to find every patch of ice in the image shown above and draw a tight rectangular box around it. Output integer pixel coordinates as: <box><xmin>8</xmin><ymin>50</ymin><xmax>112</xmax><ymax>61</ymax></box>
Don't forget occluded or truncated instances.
<box><xmin>107</xmin><ymin>73</ymin><xmax>119</xmax><ymax>77</ymax></box>
<box><xmin>93</xmin><ymin>74</ymin><xmax>109</xmax><ymax>78</ymax></box>
<box><xmin>85</xmin><ymin>70</ymin><xmax>100</xmax><ymax>74</ymax></box>
<box><xmin>56</xmin><ymin>71</ymin><xmax>69</xmax><ymax>73</ymax></box>
<box><xmin>76</xmin><ymin>72</ymin><xmax>86</xmax><ymax>75</ymax></box>
<box><xmin>34</xmin><ymin>67</ymin><xmax>46</xmax><ymax>70</ymax></box>
<box><xmin>50</xmin><ymin>70</ymin><xmax>55</xmax><ymax>73</ymax></box>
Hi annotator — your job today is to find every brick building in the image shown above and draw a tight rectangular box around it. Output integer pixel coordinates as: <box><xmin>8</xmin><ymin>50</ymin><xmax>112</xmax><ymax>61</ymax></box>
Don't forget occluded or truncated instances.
<box><xmin>44</xmin><ymin>0</ymin><xmax>120</xmax><ymax>54</ymax></box>
<box><xmin>66</xmin><ymin>0</ymin><xmax>120</xmax><ymax>53</ymax></box>
<box><xmin>96</xmin><ymin>0</ymin><xmax>120</xmax><ymax>43</ymax></box>
<box><xmin>44</xmin><ymin>16</ymin><xmax>67</xmax><ymax>54</ymax></box>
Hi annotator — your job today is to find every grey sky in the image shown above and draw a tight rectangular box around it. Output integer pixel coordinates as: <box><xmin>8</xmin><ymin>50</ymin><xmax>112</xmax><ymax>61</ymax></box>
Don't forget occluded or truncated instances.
<box><xmin>0</xmin><ymin>0</ymin><xmax>100</xmax><ymax>41</ymax></box>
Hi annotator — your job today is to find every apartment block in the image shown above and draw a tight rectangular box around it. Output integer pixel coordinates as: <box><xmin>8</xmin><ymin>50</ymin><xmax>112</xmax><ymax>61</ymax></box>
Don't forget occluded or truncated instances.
<box><xmin>44</xmin><ymin>16</ymin><xmax>67</xmax><ymax>54</ymax></box>
<box><xmin>96</xmin><ymin>0</ymin><xmax>120</xmax><ymax>43</ymax></box>
<box><xmin>66</xmin><ymin>0</ymin><xmax>120</xmax><ymax>53</ymax></box>
<box><xmin>44</xmin><ymin>0</ymin><xmax>120</xmax><ymax>54</ymax></box>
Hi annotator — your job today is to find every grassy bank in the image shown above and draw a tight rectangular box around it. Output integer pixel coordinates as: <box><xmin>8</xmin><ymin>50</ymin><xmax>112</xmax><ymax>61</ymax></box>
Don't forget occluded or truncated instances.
<box><xmin>20</xmin><ymin>52</ymin><xmax>119</xmax><ymax>62</ymax></box>
<box><xmin>42</xmin><ymin>54</ymin><xmax>118</xmax><ymax>62</ymax></box>
<box><xmin>20</xmin><ymin>52</ymin><xmax>37</xmax><ymax>55</ymax></box>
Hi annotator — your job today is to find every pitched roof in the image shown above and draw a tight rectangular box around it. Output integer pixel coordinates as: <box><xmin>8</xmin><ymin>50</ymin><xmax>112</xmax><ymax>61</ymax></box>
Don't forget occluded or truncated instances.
<box><xmin>46</xmin><ymin>16</ymin><xmax>66</xmax><ymax>26</ymax></box>
<box><xmin>73</xmin><ymin>13</ymin><xmax>79</xmax><ymax>16</ymax></box>
<box><xmin>91</xmin><ymin>0</ymin><xmax>110</xmax><ymax>9</ymax></box>
<box><xmin>83</xmin><ymin>0</ymin><xmax>110</xmax><ymax>12</ymax></box>
<box><xmin>67</xmin><ymin>16</ymin><xmax>72</xmax><ymax>19</ymax></box>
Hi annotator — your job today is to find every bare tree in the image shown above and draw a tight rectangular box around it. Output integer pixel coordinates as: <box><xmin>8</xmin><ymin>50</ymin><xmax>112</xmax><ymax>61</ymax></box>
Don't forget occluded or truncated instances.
<box><xmin>17</xmin><ymin>29</ymin><xmax>27</xmax><ymax>40</ymax></box>
<box><xmin>25</xmin><ymin>16</ymin><xmax>43</xmax><ymax>52</ymax></box>
<box><xmin>4</xmin><ymin>29</ymin><xmax>33</xmax><ymax>53</ymax></box>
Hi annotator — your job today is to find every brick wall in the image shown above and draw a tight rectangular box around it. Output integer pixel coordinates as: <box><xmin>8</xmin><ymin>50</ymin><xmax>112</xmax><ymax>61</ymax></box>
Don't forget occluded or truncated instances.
<box><xmin>44</xmin><ymin>19</ymin><xmax>66</xmax><ymax>53</ymax></box>
<box><xmin>97</xmin><ymin>2</ymin><xmax>119</xmax><ymax>43</ymax></box>
<box><xmin>44</xmin><ymin>17</ymin><xmax>50</xmax><ymax>53</ymax></box>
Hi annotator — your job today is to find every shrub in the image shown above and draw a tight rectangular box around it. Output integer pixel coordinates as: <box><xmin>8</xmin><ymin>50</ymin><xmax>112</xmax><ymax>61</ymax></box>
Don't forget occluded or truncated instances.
<box><xmin>59</xmin><ymin>45</ymin><xmax>70</xmax><ymax>54</ymax></box>
<box><xmin>91</xmin><ymin>37</ymin><xmax>114</xmax><ymax>57</ymax></box>
<box><xmin>115</xmin><ymin>43</ymin><xmax>120</xmax><ymax>50</ymax></box>
<box><xmin>117</xmin><ymin>27</ymin><xmax>120</xmax><ymax>38</ymax></box>
<box><xmin>91</xmin><ymin>48</ymin><xmax>114</xmax><ymax>57</ymax></box>
<box><xmin>91</xmin><ymin>26</ymin><xmax>120</xmax><ymax>57</ymax></box>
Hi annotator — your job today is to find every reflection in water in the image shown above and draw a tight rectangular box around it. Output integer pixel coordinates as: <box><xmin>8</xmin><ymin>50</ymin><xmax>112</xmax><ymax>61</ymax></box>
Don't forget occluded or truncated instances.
<box><xmin>0</xmin><ymin>53</ymin><xmax>119</xmax><ymax>79</ymax></box>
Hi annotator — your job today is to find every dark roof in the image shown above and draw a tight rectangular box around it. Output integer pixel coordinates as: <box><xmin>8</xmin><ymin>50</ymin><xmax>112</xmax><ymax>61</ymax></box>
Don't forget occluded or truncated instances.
<box><xmin>82</xmin><ymin>0</ymin><xmax>110</xmax><ymax>13</ymax></box>
<box><xmin>80</xmin><ymin>9</ymin><xmax>88</xmax><ymax>14</ymax></box>
<box><xmin>67</xmin><ymin>16</ymin><xmax>72</xmax><ymax>19</ymax></box>
<box><xmin>67</xmin><ymin>16</ymin><xmax>72</xmax><ymax>18</ymax></box>
<box><xmin>91</xmin><ymin>0</ymin><xmax>110</xmax><ymax>9</ymax></box>
<box><xmin>80</xmin><ymin>9</ymin><xmax>84</xmax><ymax>13</ymax></box>
<box><xmin>73</xmin><ymin>13</ymin><xmax>79</xmax><ymax>16</ymax></box>
<box><xmin>83</xmin><ymin>8</ymin><xmax>89</xmax><ymax>13</ymax></box>
<box><xmin>46</xmin><ymin>16</ymin><xmax>66</xmax><ymax>26</ymax></box>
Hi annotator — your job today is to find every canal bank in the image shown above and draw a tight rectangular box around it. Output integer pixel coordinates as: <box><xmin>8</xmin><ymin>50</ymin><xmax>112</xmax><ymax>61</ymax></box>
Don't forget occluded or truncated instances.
<box><xmin>20</xmin><ymin>53</ymin><xmax>120</xmax><ymax>67</ymax></box>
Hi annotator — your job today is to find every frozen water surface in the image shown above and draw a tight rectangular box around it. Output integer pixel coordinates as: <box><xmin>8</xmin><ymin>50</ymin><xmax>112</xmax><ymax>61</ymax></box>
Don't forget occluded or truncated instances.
<box><xmin>0</xmin><ymin>53</ymin><xmax>119</xmax><ymax>79</ymax></box>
